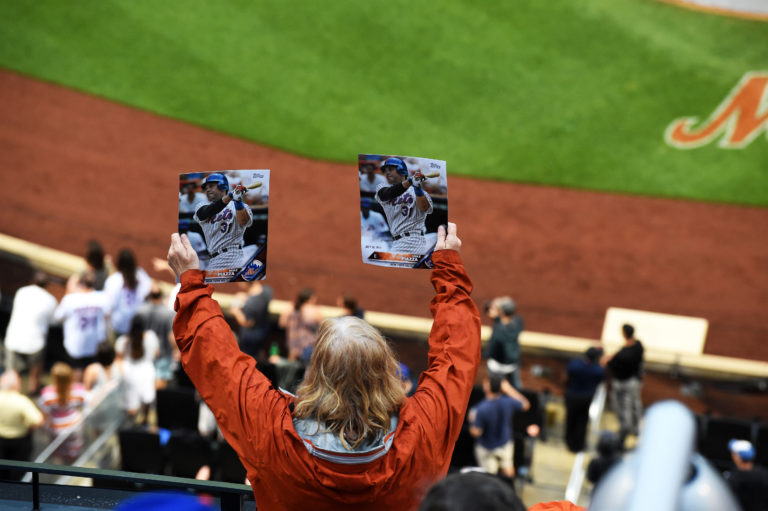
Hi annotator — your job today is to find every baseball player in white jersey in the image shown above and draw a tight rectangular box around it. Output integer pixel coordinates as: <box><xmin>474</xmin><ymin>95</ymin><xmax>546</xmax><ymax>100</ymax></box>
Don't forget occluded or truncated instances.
<box><xmin>193</xmin><ymin>172</ymin><xmax>253</xmax><ymax>270</ymax></box>
<box><xmin>375</xmin><ymin>157</ymin><xmax>434</xmax><ymax>254</ymax></box>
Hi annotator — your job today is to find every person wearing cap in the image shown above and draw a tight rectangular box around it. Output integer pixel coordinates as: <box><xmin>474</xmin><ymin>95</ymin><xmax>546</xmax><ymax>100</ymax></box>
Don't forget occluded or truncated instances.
<box><xmin>725</xmin><ymin>439</ymin><xmax>768</xmax><ymax>511</ymax></box>
<box><xmin>564</xmin><ymin>346</ymin><xmax>605</xmax><ymax>453</ymax></box>
<box><xmin>484</xmin><ymin>296</ymin><xmax>524</xmax><ymax>389</ymax></box>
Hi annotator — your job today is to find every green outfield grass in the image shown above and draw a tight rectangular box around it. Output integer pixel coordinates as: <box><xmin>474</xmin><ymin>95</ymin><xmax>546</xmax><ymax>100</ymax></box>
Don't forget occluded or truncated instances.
<box><xmin>1</xmin><ymin>0</ymin><xmax>766</xmax><ymax>205</ymax></box>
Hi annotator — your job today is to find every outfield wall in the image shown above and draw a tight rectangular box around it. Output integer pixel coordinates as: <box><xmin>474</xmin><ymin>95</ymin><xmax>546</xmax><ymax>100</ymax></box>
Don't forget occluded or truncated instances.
<box><xmin>1</xmin><ymin>233</ymin><xmax>766</xmax><ymax>382</ymax></box>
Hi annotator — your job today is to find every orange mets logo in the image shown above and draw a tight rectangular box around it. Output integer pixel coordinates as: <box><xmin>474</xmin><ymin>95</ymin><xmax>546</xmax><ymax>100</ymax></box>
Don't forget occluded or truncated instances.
<box><xmin>665</xmin><ymin>71</ymin><xmax>768</xmax><ymax>149</ymax></box>
<box><xmin>242</xmin><ymin>258</ymin><xmax>264</xmax><ymax>281</ymax></box>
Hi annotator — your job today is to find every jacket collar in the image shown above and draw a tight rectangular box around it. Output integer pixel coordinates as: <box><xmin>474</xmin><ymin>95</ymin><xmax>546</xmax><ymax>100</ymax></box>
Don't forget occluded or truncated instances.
<box><xmin>293</xmin><ymin>415</ymin><xmax>399</xmax><ymax>465</ymax></box>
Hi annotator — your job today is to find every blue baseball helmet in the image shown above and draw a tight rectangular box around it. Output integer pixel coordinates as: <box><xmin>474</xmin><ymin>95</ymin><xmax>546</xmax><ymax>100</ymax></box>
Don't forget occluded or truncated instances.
<box><xmin>381</xmin><ymin>157</ymin><xmax>408</xmax><ymax>177</ymax></box>
<box><xmin>202</xmin><ymin>172</ymin><xmax>229</xmax><ymax>192</ymax></box>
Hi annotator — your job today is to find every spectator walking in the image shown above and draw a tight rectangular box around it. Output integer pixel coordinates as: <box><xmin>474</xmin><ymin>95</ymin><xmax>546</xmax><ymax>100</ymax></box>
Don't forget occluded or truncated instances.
<box><xmin>38</xmin><ymin>362</ymin><xmax>89</xmax><ymax>463</ymax></box>
<box><xmin>84</xmin><ymin>240</ymin><xmax>111</xmax><ymax>291</ymax></box>
<box><xmin>83</xmin><ymin>342</ymin><xmax>117</xmax><ymax>392</ymax></box>
<box><xmin>469</xmin><ymin>373</ymin><xmax>530</xmax><ymax>478</ymax></box>
<box><xmin>67</xmin><ymin>240</ymin><xmax>112</xmax><ymax>292</ymax></box>
<box><xmin>278</xmin><ymin>287</ymin><xmax>323</xmax><ymax>363</ymax></box>
<box><xmin>54</xmin><ymin>272</ymin><xmax>110</xmax><ymax>381</ymax></box>
<box><xmin>115</xmin><ymin>316</ymin><xmax>159</xmax><ymax>424</ymax></box>
<box><xmin>484</xmin><ymin>296</ymin><xmax>524</xmax><ymax>388</ymax></box>
<box><xmin>0</xmin><ymin>370</ymin><xmax>44</xmax><ymax>480</ymax></box>
<box><xmin>603</xmin><ymin>324</ymin><xmax>644</xmax><ymax>447</ymax></box>
<box><xmin>564</xmin><ymin>346</ymin><xmax>605</xmax><ymax>452</ymax></box>
<box><xmin>725</xmin><ymin>439</ymin><xmax>768</xmax><ymax>511</ymax></box>
<box><xmin>3</xmin><ymin>271</ymin><xmax>58</xmax><ymax>394</ymax></box>
<box><xmin>229</xmin><ymin>281</ymin><xmax>273</xmax><ymax>361</ymax></box>
<box><xmin>167</xmin><ymin>223</ymin><xmax>480</xmax><ymax>510</ymax></box>
<box><xmin>104</xmin><ymin>249</ymin><xmax>151</xmax><ymax>337</ymax></box>
<box><xmin>135</xmin><ymin>282</ymin><xmax>177</xmax><ymax>388</ymax></box>
<box><xmin>337</xmin><ymin>294</ymin><xmax>364</xmax><ymax>319</ymax></box>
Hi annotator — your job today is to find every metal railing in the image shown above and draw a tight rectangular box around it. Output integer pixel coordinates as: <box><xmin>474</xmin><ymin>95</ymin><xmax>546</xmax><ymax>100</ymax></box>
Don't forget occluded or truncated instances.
<box><xmin>0</xmin><ymin>459</ymin><xmax>253</xmax><ymax>511</ymax></box>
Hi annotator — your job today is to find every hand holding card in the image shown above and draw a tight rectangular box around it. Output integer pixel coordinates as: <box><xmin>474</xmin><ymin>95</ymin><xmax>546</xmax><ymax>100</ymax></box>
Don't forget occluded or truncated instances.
<box><xmin>168</xmin><ymin>233</ymin><xmax>200</xmax><ymax>279</ymax></box>
<box><xmin>434</xmin><ymin>223</ymin><xmax>461</xmax><ymax>252</ymax></box>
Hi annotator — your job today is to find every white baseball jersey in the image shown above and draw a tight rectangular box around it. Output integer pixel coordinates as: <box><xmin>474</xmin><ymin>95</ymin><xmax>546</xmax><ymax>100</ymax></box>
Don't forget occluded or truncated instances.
<box><xmin>179</xmin><ymin>192</ymin><xmax>207</xmax><ymax>215</ymax></box>
<box><xmin>104</xmin><ymin>268</ymin><xmax>152</xmax><ymax>335</ymax></box>
<box><xmin>54</xmin><ymin>290</ymin><xmax>110</xmax><ymax>359</ymax></box>
<box><xmin>376</xmin><ymin>184</ymin><xmax>433</xmax><ymax>253</ymax></box>
<box><xmin>361</xmin><ymin>210</ymin><xmax>390</xmax><ymax>241</ymax></box>
<box><xmin>4</xmin><ymin>284</ymin><xmax>58</xmax><ymax>354</ymax></box>
<box><xmin>194</xmin><ymin>200</ymin><xmax>253</xmax><ymax>269</ymax></box>
<box><xmin>359</xmin><ymin>173</ymin><xmax>387</xmax><ymax>193</ymax></box>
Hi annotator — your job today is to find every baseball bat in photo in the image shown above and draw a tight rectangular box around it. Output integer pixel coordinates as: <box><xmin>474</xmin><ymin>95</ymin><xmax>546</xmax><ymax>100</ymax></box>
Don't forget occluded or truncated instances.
<box><xmin>425</xmin><ymin>172</ymin><xmax>440</xmax><ymax>178</ymax></box>
<box><xmin>247</xmin><ymin>182</ymin><xmax>263</xmax><ymax>189</ymax></box>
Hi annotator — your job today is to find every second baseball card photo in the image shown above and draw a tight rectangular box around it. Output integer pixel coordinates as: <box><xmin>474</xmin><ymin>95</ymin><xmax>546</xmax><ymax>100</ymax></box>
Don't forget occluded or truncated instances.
<box><xmin>178</xmin><ymin>170</ymin><xmax>270</xmax><ymax>283</ymax></box>
<box><xmin>359</xmin><ymin>154</ymin><xmax>448</xmax><ymax>269</ymax></box>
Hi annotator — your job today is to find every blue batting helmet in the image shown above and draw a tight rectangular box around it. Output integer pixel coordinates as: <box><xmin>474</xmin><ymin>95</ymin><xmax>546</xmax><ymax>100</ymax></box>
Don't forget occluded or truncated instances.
<box><xmin>202</xmin><ymin>172</ymin><xmax>229</xmax><ymax>192</ymax></box>
<box><xmin>381</xmin><ymin>157</ymin><xmax>408</xmax><ymax>177</ymax></box>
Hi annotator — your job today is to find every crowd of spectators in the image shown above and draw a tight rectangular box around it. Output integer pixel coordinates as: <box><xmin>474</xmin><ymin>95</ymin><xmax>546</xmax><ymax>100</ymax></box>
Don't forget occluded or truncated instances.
<box><xmin>0</xmin><ymin>241</ymin><xmax>169</xmax><ymax>469</ymax></box>
<box><xmin>0</xmin><ymin>232</ymin><xmax>764</xmax><ymax>511</ymax></box>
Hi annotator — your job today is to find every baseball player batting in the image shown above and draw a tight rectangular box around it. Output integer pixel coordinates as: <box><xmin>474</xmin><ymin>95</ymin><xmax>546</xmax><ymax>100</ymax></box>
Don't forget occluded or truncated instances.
<box><xmin>193</xmin><ymin>172</ymin><xmax>254</xmax><ymax>271</ymax></box>
<box><xmin>375</xmin><ymin>157</ymin><xmax>434</xmax><ymax>254</ymax></box>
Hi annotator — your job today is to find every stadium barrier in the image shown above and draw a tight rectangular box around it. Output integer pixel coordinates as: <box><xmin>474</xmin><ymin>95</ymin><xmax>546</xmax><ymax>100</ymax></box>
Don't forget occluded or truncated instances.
<box><xmin>1</xmin><ymin>233</ymin><xmax>766</xmax><ymax>381</ymax></box>
<box><xmin>0</xmin><ymin>459</ymin><xmax>252</xmax><ymax>510</ymax></box>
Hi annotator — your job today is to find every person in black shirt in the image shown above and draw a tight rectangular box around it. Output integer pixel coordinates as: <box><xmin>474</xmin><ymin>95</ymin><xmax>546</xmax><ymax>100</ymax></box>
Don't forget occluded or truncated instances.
<box><xmin>725</xmin><ymin>439</ymin><xmax>768</xmax><ymax>511</ymax></box>
<box><xmin>586</xmin><ymin>430</ymin><xmax>622</xmax><ymax>490</ymax></box>
<box><xmin>603</xmin><ymin>324</ymin><xmax>644</xmax><ymax>448</ymax></box>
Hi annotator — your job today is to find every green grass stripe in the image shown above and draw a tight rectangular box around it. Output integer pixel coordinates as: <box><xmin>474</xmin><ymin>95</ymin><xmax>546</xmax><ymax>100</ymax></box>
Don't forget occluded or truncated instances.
<box><xmin>1</xmin><ymin>0</ymin><xmax>766</xmax><ymax>205</ymax></box>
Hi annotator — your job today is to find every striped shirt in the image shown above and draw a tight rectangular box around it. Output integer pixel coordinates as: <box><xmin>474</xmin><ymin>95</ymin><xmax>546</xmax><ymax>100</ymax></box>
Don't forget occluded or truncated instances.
<box><xmin>38</xmin><ymin>383</ymin><xmax>89</xmax><ymax>458</ymax></box>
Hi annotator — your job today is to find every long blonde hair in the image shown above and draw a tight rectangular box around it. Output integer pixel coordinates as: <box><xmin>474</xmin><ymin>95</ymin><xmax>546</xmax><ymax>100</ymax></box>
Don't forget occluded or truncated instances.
<box><xmin>51</xmin><ymin>362</ymin><xmax>73</xmax><ymax>406</ymax></box>
<box><xmin>293</xmin><ymin>317</ymin><xmax>406</xmax><ymax>449</ymax></box>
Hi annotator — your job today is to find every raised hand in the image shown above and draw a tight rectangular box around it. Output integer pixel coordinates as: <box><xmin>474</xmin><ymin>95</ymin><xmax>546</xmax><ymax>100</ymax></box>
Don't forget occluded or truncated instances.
<box><xmin>167</xmin><ymin>233</ymin><xmax>200</xmax><ymax>279</ymax></box>
<box><xmin>434</xmin><ymin>223</ymin><xmax>461</xmax><ymax>252</ymax></box>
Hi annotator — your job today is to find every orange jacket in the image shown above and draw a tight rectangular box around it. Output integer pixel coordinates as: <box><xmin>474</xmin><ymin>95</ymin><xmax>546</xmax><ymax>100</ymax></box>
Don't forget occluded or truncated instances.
<box><xmin>528</xmin><ymin>501</ymin><xmax>585</xmax><ymax>511</ymax></box>
<box><xmin>173</xmin><ymin>250</ymin><xmax>481</xmax><ymax>510</ymax></box>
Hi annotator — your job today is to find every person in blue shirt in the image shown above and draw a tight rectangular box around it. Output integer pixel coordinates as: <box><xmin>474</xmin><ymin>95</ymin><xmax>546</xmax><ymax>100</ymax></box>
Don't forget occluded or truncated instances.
<box><xmin>564</xmin><ymin>346</ymin><xmax>605</xmax><ymax>452</ymax></box>
<box><xmin>469</xmin><ymin>373</ymin><xmax>530</xmax><ymax>477</ymax></box>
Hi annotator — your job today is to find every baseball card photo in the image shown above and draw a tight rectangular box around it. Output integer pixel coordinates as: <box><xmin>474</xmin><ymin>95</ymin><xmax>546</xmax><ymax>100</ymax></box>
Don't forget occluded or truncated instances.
<box><xmin>358</xmin><ymin>154</ymin><xmax>448</xmax><ymax>269</ymax></box>
<box><xmin>178</xmin><ymin>169</ymin><xmax>270</xmax><ymax>283</ymax></box>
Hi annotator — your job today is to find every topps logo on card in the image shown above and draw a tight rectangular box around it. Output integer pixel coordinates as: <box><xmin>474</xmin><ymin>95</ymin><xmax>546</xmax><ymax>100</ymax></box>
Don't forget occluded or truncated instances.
<box><xmin>242</xmin><ymin>259</ymin><xmax>264</xmax><ymax>281</ymax></box>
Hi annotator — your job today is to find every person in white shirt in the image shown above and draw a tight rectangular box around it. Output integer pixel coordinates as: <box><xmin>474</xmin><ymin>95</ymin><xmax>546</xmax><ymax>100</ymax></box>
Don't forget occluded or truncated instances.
<box><xmin>359</xmin><ymin>159</ymin><xmax>387</xmax><ymax>193</ymax></box>
<box><xmin>115</xmin><ymin>315</ymin><xmax>159</xmax><ymax>424</ymax></box>
<box><xmin>3</xmin><ymin>272</ymin><xmax>58</xmax><ymax>393</ymax></box>
<box><xmin>103</xmin><ymin>249</ymin><xmax>151</xmax><ymax>336</ymax></box>
<box><xmin>53</xmin><ymin>272</ymin><xmax>110</xmax><ymax>381</ymax></box>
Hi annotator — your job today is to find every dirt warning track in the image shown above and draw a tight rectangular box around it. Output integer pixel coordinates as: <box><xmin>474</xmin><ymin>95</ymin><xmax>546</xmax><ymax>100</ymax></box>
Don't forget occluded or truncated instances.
<box><xmin>1</xmin><ymin>69</ymin><xmax>767</xmax><ymax>363</ymax></box>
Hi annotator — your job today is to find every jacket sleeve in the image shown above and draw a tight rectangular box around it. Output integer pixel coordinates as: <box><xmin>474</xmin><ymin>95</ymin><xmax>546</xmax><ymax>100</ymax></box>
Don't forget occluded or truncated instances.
<box><xmin>172</xmin><ymin>270</ymin><xmax>288</xmax><ymax>468</ymax></box>
<box><xmin>407</xmin><ymin>250</ymin><xmax>481</xmax><ymax>463</ymax></box>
